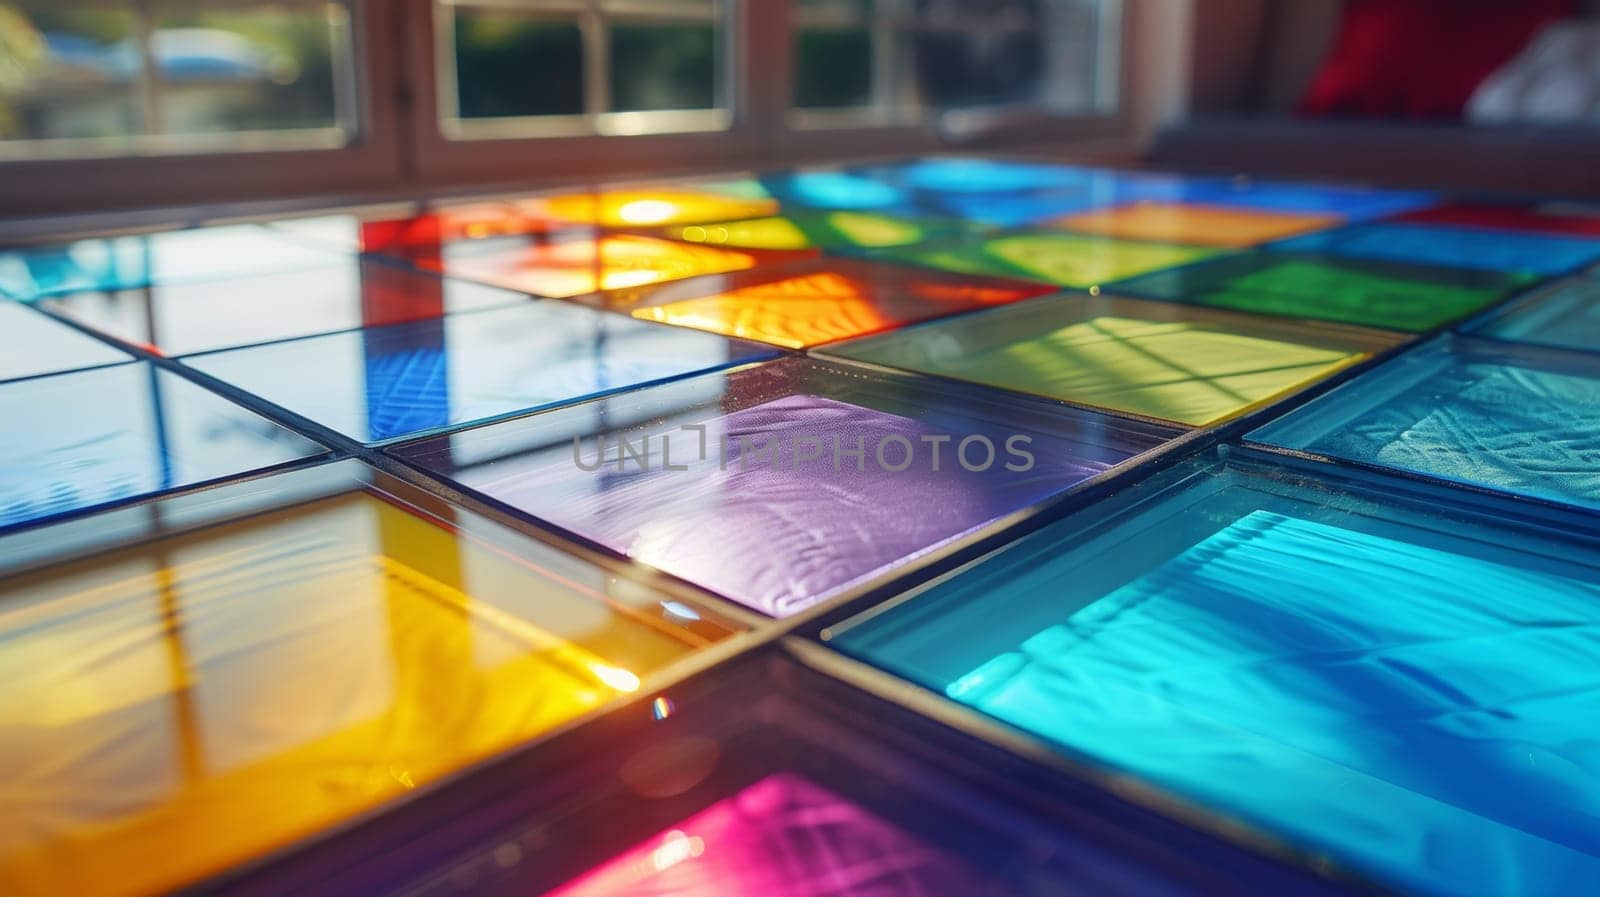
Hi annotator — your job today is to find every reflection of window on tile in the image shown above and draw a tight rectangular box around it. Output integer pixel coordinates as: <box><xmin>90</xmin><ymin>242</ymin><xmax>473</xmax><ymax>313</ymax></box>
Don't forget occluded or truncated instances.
<box><xmin>0</xmin><ymin>1</ymin><xmax>355</xmax><ymax>158</ymax></box>
<box><xmin>440</xmin><ymin>0</ymin><xmax>726</xmax><ymax>139</ymax></box>
<box><xmin>791</xmin><ymin>0</ymin><xmax>1121</xmax><ymax>125</ymax></box>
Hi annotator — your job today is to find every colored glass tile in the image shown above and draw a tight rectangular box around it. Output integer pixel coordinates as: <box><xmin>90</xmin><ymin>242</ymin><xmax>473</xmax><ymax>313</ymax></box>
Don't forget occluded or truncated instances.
<box><xmin>1114</xmin><ymin>251</ymin><xmax>1529</xmax><ymax>332</ymax></box>
<box><xmin>831</xmin><ymin>448</ymin><xmax>1600</xmax><ymax>897</ymax></box>
<box><xmin>854</xmin><ymin>158</ymin><xmax>1100</xmax><ymax>194</ymax></box>
<box><xmin>268</xmin><ymin>201</ymin><xmax>569</xmax><ymax>253</ymax></box>
<box><xmin>37</xmin><ymin>261</ymin><xmax>522</xmax><ymax>356</ymax></box>
<box><xmin>411</xmin><ymin>233</ymin><xmax>760</xmax><ymax>299</ymax></box>
<box><xmin>0</xmin><ymin>225</ymin><xmax>348</xmax><ymax>300</ymax></box>
<box><xmin>0</xmin><ymin>461</ymin><xmax>736</xmax><ymax>897</ymax></box>
<box><xmin>617</xmin><ymin>260</ymin><xmax>1051</xmax><ymax>349</ymax></box>
<box><xmin>1250</xmin><ymin>335</ymin><xmax>1600</xmax><ymax>513</ymax></box>
<box><xmin>1471</xmin><ymin>277</ymin><xmax>1600</xmax><ymax>355</ymax></box>
<box><xmin>1276</xmin><ymin>222</ymin><xmax>1600</xmax><ymax>276</ymax></box>
<box><xmin>757</xmin><ymin>170</ymin><xmax>913</xmax><ymax>210</ymax></box>
<box><xmin>1397</xmin><ymin>202</ymin><xmax>1600</xmax><ymax>238</ymax></box>
<box><xmin>393</xmin><ymin>358</ymin><xmax>1175</xmax><ymax>618</ymax></box>
<box><xmin>921</xmin><ymin>171</ymin><xmax>1202</xmax><ymax>228</ymax></box>
<box><xmin>515</xmin><ymin>188</ymin><xmax>780</xmax><ymax>228</ymax></box>
<box><xmin>1175</xmin><ymin>178</ymin><xmax>1436</xmax><ymax>219</ymax></box>
<box><xmin>545</xmin><ymin>774</ymin><xmax>1007</xmax><ymax>897</ymax></box>
<box><xmin>0</xmin><ymin>302</ymin><xmax>130</xmax><ymax>382</ymax></box>
<box><xmin>667</xmin><ymin>209</ymin><xmax>966</xmax><ymax>252</ymax></box>
<box><xmin>874</xmin><ymin>232</ymin><xmax>1218</xmax><ymax>288</ymax></box>
<box><xmin>1048</xmin><ymin>203</ymin><xmax>1341</xmax><ymax>248</ymax></box>
<box><xmin>0</xmin><ymin>363</ymin><xmax>326</xmax><ymax>531</ymax></box>
<box><xmin>183</xmin><ymin>301</ymin><xmax>775</xmax><ymax>445</ymax></box>
<box><xmin>822</xmin><ymin>294</ymin><xmax>1401</xmax><ymax>425</ymax></box>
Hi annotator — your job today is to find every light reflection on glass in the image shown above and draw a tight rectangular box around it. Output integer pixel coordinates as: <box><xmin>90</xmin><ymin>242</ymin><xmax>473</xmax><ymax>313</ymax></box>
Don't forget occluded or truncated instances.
<box><xmin>0</xmin><ymin>491</ymin><xmax>728</xmax><ymax>897</ymax></box>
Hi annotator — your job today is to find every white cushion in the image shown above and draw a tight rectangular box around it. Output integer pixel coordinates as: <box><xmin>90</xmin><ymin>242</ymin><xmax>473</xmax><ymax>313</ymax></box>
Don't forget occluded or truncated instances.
<box><xmin>1468</xmin><ymin>21</ymin><xmax>1600</xmax><ymax>125</ymax></box>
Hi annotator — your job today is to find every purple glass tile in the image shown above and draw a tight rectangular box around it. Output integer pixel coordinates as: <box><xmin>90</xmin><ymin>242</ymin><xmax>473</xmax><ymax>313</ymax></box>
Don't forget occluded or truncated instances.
<box><xmin>393</xmin><ymin>358</ymin><xmax>1175</xmax><ymax>617</ymax></box>
<box><xmin>545</xmin><ymin>773</ymin><xmax>1010</xmax><ymax>897</ymax></box>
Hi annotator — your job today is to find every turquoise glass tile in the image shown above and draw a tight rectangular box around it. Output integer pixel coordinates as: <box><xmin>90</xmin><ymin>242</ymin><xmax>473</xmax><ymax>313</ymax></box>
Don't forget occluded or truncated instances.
<box><xmin>1275</xmin><ymin>222</ymin><xmax>1600</xmax><ymax>277</ymax></box>
<box><xmin>756</xmin><ymin>170</ymin><xmax>914</xmax><ymax>211</ymax></box>
<box><xmin>0</xmin><ymin>225</ymin><xmax>349</xmax><ymax>300</ymax></box>
<box><xmin>1470</xmin><ymin>277</ymin><xmax>1600</xmax><ymax>356</ymax></box>
<box><xmin>1250</xmin><ymin>336</ymin><xmax>1600</xmax><ymax>513</ymax></box>
<box><xmin>831</xmin><ymin>449</ymin><xmax>1600</xmax><ymax>897</ymax></box>
<box><xmin>0</xmin><ymin>362</ymin><xmax>327</xmax><ymax>531</ymax></box>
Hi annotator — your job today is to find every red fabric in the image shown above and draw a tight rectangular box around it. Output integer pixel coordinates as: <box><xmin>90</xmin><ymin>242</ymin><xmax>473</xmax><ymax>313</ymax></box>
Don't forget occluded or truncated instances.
<box><xmin>1398</xmin><ymin>203</ymin><xmax>1600</xmax><ymax>237</ymax></box>
<box><xmin>1298</xmin><ymin>0</ymin><xmax>1576</xmax><ymax>120</ymax></box>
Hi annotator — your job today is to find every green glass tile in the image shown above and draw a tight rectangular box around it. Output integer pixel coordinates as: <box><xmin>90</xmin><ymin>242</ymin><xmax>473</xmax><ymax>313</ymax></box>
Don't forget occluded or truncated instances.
<box><xmin>873</xmin><ymin>232</ymin><xmax>1219</xmax><ymax>288</ymax></box>
<box><xmin>1114</xmin><ymin>252</ymin><xmax>1533</xmax><ymax>333</ymax></box>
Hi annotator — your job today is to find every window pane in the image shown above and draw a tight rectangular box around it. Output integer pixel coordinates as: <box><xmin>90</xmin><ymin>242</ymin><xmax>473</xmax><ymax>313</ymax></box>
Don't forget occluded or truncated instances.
<box><xmin>609</xmin><ymin>21</ymin><xmax>717</xmax><ymax>112</ymax></box>
<box><xmin>794</xmin><ymin>30</ymin><xmax>872</xmax><ymax>109</ymax></box>
<box><xmin>451</xmin><ymin>8</ymin><xmax>584</xmax><ymax>119</ymax></box>
<box><xmin>0</xmin><ymin>0</ymin><xmax>353</xmax><ymax>157</ymax></box>
<box><xmin>910</xmin><ymin>0</ymin><xmax>1115</xmax><ymax>112</ymax></box>
<box><xmin>152</xmin><ymin>4</ymin><xmax>348</xmax><ymax>135</ymax></box>
<box><xmin>793</xmin><ymin>0</ymin><xmax>873</xmax><ymax>109</ymax></box>
<box><xmin>0</xmin><ymin>3</ymin><xmax>140</xmax><ymax>143</ymax></box>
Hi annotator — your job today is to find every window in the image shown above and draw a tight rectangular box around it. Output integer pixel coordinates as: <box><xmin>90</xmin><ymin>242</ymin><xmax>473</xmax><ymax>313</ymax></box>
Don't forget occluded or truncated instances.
<box><xmin>791</xmin><ymin>0</ymin><xmax>1120</xmax><ymax>128</ymax></box>
<box><xmin>0</xmin><ymin>0</ymin><xmax>1128</xmax><ymax>215</ymax></box>
<box><xmin>438</xmin><ymin>0</ymin><xmax>728</xmax><ymax>139</ymax></box>
<box><xmin>0</xmin><ymin>0</ymin><xmax>357</xmax><ymax>159</ymax></box>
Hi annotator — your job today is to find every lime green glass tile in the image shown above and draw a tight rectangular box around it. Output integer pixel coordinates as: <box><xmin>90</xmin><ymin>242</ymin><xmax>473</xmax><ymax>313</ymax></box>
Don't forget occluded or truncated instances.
<box><xmin>1114</xmin><ymin>252</ymin><xmax>1533</xmax><ymax>333</ymax></box>
<box><xmin>669</xmin><ymin>210</ymin><xmax>971</xmax><ymax>253</ymax></box>
<box><xmin>873</xmin><ymin>232</ymin><xmax>1220</xmax><ymax>288</ymax></box>
<box><xmin>821</xmin><ymin>293</ymin><xmax>1405</xmax><ymax>426</ymax></box>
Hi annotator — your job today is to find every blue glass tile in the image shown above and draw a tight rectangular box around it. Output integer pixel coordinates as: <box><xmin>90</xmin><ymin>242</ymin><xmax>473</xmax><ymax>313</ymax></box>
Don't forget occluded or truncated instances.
<box><xmin>1250</xmin><ymin>336</ymin><xmax>1600</xmax><ymax>513</ymax></box>
<box><xmin>831</xmin><ymin>448</ymin><xmax>1600</xmax><ymax>897</ymax></box>
<box><xmin>0</xmin><ymin>362</ymin><xmax>327</xmax><ymax>531</ymax></box>
<box><xmin>756</xmin><ymin>170</ymin><xmax>914</xmax><ymax>211</ymax></box>
<box><xmin>182</xmin><ymin>301</ymin><xmax>778</xmax><ymax>445</ymax></box>
<box><xmin>1470</xmin><ymin>277</ymin><xmax>1600</xmax><ymax>356</ymax></box>
<box><xmin>1275</xmin><ymin>222</ymin><xmax>1600</xmax><ymax>277</ymax></box>
<box><xmin>922</xmin><ymin>171</ymin><xmax>1201</xmax><ymax>228</ymax></box>
<box><xmin>0</xmin><ymin>225</ymin><xmax>349</xmax><ymax>300</ymax></box>
<box><xmin>855</xmin><ymin>159</ymin><xmax>1098</xmax><ymax>194</ymax></box>
<box><xmin>1175</xmin><ymin>179</ymin><xmax>1437</xmax><ymax>220</ymax></box>
<box><xmin>38</xmin><ymin>260</ymin><xmax>522</xmax><ymax>356</ymax></box>
<box><xmin>0</xmin><ymin>302</ymin><xmax>130</xmax><ymax>383</ymax></box>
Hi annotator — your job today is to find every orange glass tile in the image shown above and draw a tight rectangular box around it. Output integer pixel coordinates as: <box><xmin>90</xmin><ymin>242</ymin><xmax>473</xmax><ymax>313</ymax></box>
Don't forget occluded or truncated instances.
<box><xmin>1048</xmin><ymin>203</ymin><xmax>1342</xmax><ymax>248</ymax></box>
<box><xmin>0</xmin><ymin>484</ymin><xmax>734</xmax><ymax>897</ymax></box>
<box><xmin>624</xmin><ymin>261</ymin><xmax>1054</xmax><ymax>348</ymax></box>
<box><xmin>429</xmin><ymin>233</ymin><xmax>761</xmax><ymax>298</ymax></box>
<box><xmin>516</xmin><ymin>188</ymin><xmax>780</xmax><ymax>228</ymax></box>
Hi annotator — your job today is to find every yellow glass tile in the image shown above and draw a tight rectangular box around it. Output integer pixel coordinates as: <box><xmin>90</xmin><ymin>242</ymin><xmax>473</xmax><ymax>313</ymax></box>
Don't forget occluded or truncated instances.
<box><xmin>0</xmin><ymin>493</ymin><xmax>721</xmax><ymax>897</ymax></box>
<box><xmin>954</xmin><ymin>316</ymin><xmax>1363</xmax><ymax>424</ymax></box>
<box><xmin>882</xmin><ymin>233</ymin><xmax>1220</xmax><ymax>288</ymax></box>
<box><xmin>986</xmin><ymin>234</ymin><xmax>1217</xmax><ymax>287</ymax></box>
<box><xmin>630</xmin><ymin>268</ymin><xmax>1045</xmax><ymax>349</ymax></box>
<box><xmin>1049</xmin><ymin>203</ymin><xmax>1342</xmax><ymax>248</ymax></box>
<box><xmin>437</xmin><ymin>234</ymin><xmax>758</xmax><ymax>298</ymax></box>
<box><xmin>675</xmin><ymin>217</ymin><xmax>812</xmax><ymax>251</ymax></box>
<box><xmin>519</xmin><ymin>189</ymin><xmax>779</xmax><ymax>228</ymax></box>
<box><xmin>827</xmin><ymin>211</ymin><xmax>925</xmax><ymax>248</ymax></box>
<box><xmin>821</xmin><ymin>295</ymin><xmax>1401</xmax><ymax>426</ymax></box>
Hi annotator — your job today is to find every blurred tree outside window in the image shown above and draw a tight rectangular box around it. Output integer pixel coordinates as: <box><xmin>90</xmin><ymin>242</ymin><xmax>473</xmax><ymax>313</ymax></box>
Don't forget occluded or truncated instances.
<box><xmin>0</xmin><ymin>1</ymin><xmax>353</xmax><ymax>156</ymax></box>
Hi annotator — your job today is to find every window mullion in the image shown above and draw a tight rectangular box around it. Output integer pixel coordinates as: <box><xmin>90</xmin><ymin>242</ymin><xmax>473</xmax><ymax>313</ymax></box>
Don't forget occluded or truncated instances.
<box><xmin>582</xmin><ymin>1</ymin><xmax>609</xmax><ymax>121</ymax></box>
<box><xmin>131</xmin><ymin>0</ymin><xmax>165</xmax><ymax>137</ymax></box>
